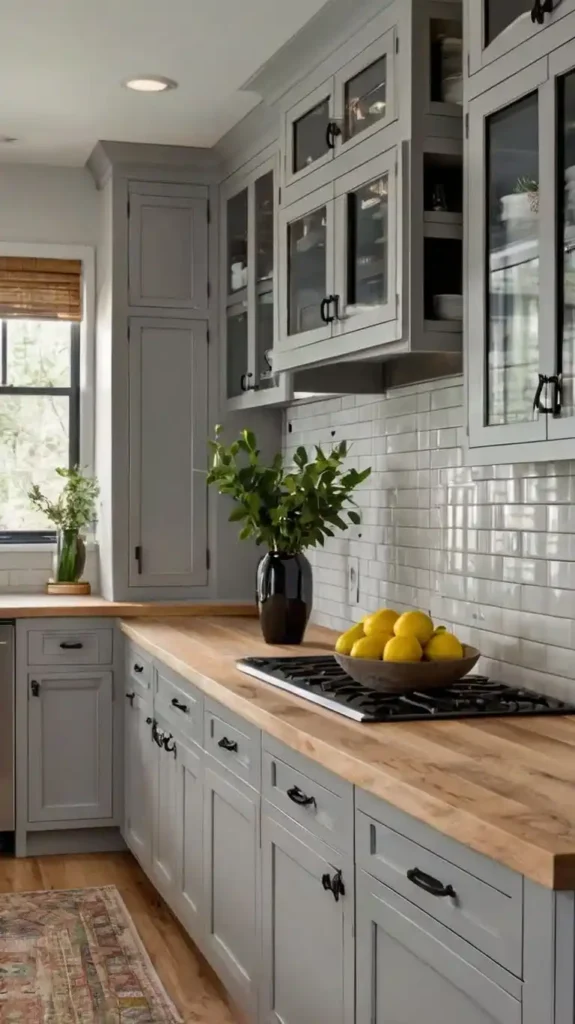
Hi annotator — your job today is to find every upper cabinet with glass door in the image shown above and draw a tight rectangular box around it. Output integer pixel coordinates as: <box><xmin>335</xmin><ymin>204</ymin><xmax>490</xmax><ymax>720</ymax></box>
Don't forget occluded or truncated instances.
<box><xmin>222</xmin><ymin>152</ymin><xmax>291</xmax><ymax>410</ymax></box>
<box><xmin>283</xmin><ymin>25</ymin><xmax>397</xmax><ymax>196</ymax></box>
<box><xmin>276</xmin><ymin>147</ymin><xmax>399</xmax><ymax>371</ymax></box>
<box><xmin>466</xmin><ymin>0</ymin><xmax>575</xmax><ymax>80</ymax></box>
<box><xmin>466</xmin><ymin>34</ymin><xmax>575</xmax><ymax>463</ymax></box>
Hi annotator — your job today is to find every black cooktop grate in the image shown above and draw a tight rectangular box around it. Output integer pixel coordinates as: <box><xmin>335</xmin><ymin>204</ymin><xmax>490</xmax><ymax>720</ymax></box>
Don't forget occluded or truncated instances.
<box><xmin>237</xmin><ymin>655</ymin><xmax>575</xmax><ymax>722</ymax></box>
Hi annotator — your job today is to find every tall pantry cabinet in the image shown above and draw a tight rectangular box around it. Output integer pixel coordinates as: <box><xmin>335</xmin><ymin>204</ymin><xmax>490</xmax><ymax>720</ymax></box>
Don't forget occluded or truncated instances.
<box><xmin>89</xmin><ymin>142</ymin><xmax>281</xmax><ymax>602</ymax></box>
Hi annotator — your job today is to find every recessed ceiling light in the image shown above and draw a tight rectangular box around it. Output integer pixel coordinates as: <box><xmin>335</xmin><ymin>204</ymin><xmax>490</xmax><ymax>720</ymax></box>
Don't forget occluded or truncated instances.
<box><xmin>124</xmin><ymin>76</ymin><xmax>178</xmax><ymax>93</ymax></box>
<box><xmin>0</xmin><ymin>136</ymin><xmax>18</xmax><ymax>144</ymax></box>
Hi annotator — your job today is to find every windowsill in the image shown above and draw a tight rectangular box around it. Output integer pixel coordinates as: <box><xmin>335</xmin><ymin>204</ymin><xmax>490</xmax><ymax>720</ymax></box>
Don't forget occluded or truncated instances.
<box><xmin>0</xmin><ymin>541</ymin><xmax>98</xmax><ymax>553</ymax></box>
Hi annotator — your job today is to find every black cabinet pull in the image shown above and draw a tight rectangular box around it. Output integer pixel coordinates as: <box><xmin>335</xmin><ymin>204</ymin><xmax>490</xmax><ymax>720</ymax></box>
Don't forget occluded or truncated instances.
<box><xmin>135</xmin><ymin>545</ymin><xmax>142</xmax><ymax>574</ymax></box>
<box><xmin>163</xmin><ymin>734</ymin><xmax>177</xmax><ymax>757</ymax></box>
<box><xmin>320</xmin><ymin>295</ymin><xmax>336</xmax><ymax>324</ymax></box>
<box><xmin>30</xmin><ymin>680</ymin><xmax>40</xmax><ymax>697</ymax></box>
<box><xmin>322</xmin><ymin>869</ymin><xmax>345</xmax><ymax>901</ymax></box>
<box><xmin>287</xmin><ymin>785</ymin><xmax>316</xmax><ymax>808</ymax></box>
<box><xmin>60</xmin><ymin>641</ymin><xmax>83</xmax><ymax>650</ymax></box>
<box><xmin>240</xmin><ymin>372</ymin><xmax>255</xmax><ymax>392</ymax></box>
<box><xmin>171</xmin><ymin>698</ymin><xmax>189</xmax><ymax>714</ymax></box>
<box><xmin>533</xmin><ymin>373</ymin><xmax>562</xmax><ymax>414</ymax></box>
<box><xmin>133</xmin><ymin>664</ymin><xmax>144</xmax><ymax>674</ymax></box>
<box><xmin>325</xmin><ymin>120</ymin><xmax>341</xmax><ymax>149</ymax></box>
<box><xmin>218</xmin><ymin>736</ymin><xmax>239</xmax><ymax>753</ymax></box>
<box><xmin>126</xmin><ymin>692</ymin><xmax>135</xmax><ymax>706</ymax></box>
<box><xmin>407</xmin><ymin>867</ymin><xmax>456</xmax><ymax>899</ymax></box>
<box><xmin>531</xmin><ymin>0</ymin><xmax>553</xmax><ymax>23</ymax></box>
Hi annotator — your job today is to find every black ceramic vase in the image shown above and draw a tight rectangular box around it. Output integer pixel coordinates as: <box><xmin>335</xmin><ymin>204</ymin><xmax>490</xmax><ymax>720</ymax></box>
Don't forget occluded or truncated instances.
<box><xmin>256</xmin><ymin>551</ymin><xmax>313</xmax><ymax>645</ymax></box>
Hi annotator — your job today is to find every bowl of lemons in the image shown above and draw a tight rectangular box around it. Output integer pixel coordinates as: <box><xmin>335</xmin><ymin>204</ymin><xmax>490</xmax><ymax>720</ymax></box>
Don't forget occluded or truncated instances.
<box><xmin>334</xmin><ymin>608</ymin><xmax>479</xmax><ymax>692</ymax></box>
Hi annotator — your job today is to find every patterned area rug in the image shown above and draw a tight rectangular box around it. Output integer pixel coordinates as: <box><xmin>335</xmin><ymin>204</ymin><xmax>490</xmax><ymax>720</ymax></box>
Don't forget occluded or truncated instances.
<box><xmin>0</xmin><ymin>884</ymin><xmax>182</xmax><ymax>1022</ymax></box>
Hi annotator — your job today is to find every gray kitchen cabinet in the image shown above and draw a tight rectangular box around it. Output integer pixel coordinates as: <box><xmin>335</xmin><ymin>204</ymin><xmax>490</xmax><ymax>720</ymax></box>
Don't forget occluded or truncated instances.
<box><xmin>28</xmin><ymin>670</ymin><xmax>113</xmax><ymax>823</ymax></box>
<box><xmin>128</xmin><ymin>316</ymin><xmax>209</xmax><ymax>588</ymax></box>
<box><xmin>261</xmin><ymin>805</ymin><xmax>354</xmax><ymax>1024</ymax></box>
<box><xmin>356</xmin><ymin>870</ymin><xmax>522</xmax><ymax>1024</ymax></box>
<box><xmin>203</xmin><ymin>757</ymin><xmax>260</xmax><ymax>1019</ymax></box>
<box><xmin>174</xmin><ymin>736</ymin><xmax>204</xmax><ymax>943</ymax></box>
<box><xmin>128</xmin><ymin>182</ymin><xmax>209</xmax><ymax>314</ymax></box>
<box><xmin>466</xmin><ymin>0</ymin><xmax>575</xmax><ymax>80</ymax></box>
<box><xmin>150</xmin><ymin>712</ymin><xmax>180</xmax><ymax>902</ymax></box>
<box><xmin>123</xmin><ymin>690</ymin><xmax>153</xmax><ymax>866</ymax></box>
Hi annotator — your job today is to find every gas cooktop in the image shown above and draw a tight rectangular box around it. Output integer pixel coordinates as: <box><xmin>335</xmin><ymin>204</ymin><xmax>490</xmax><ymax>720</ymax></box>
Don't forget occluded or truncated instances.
<box><xmin>237</xmin><ymin>655</ymin><xmax>575</xmax><ymax>723</ymax></box>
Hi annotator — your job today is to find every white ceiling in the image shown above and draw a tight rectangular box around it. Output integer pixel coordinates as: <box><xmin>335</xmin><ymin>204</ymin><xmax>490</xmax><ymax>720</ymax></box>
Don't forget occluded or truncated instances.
<box><xmin>0</xmin><ymin>0</ymin><xmax>330</xmax><ymax>166</ymax></box>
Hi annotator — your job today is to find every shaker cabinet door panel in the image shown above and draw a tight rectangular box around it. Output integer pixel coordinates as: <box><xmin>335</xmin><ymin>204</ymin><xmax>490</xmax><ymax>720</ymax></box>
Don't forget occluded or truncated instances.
<box><xmin>356</xmin><ymin>871</ymin><xmax>521</xmax><ymax>1024</ymax></box>
<box><xmin>128</xmin><ymin>317</ymin><xmax>208</xmax><ymax>589</ymax></box>
<box><xmin>174</xmin><ymin>738</ymin><xmax>204</xmax><ymax>942</ymax></box>
<box><xmin>203</xmin><ymin>760</ymin><xmax>259</xmax><ymax>1018</ymax></box>
<box><xmin>123</xmin><ymin>692</ymin><xmax>153</xmax><ymax>866</ymax></box>
<box><xmin>151</xmin><ymin>716</ymin><xmax>180</xmax><ymax>900</ymax></box>
<box><xmin>128</xmin><ymin>185</ymin><xmax>208</xmax><ymax>313</ymax></box>
<box><xmin>28</xmin><ymin>671</ymin><xmax>113</xmax><ymax>823</ymax></box>
<box><xmin>261</xmin><ymin>809</ymin><xmax>354</xmax><ymax>1024</ymax></box>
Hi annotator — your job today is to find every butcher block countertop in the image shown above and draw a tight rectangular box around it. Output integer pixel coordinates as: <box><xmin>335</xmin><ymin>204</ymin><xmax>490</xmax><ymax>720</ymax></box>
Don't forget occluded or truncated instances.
<box><xmin>122</xmin><ymin>614</ymin><xmax>575</xmax><ymax>890</ymax></box>
<box><xmin>0</xmin><ymin>595</ymin><xmax>257</xmax><ymax>618</ymax></box>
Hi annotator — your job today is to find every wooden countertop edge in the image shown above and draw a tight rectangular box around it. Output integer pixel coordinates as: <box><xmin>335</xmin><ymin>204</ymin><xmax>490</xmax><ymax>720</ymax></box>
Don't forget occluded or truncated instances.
<box><xmin>120</xmin><ymin>618</ymin><xmax>574</xmax><ymax>891</ymax></box>
<box><xmin>0</xmin><ymin>601</ymin><xmax>258</xmax><ymax>618</ymax></box>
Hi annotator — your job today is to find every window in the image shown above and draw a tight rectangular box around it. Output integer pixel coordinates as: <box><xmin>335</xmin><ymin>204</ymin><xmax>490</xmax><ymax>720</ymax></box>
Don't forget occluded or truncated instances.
<box><xmin>0</xmin><ymin>255</ymin><xmax>83</xmax><ymax>541</ymax></box>
<box><xmin>0</xmin><ymin>319</ymin><xmax>80</xmax><ymax>540</ymax></box>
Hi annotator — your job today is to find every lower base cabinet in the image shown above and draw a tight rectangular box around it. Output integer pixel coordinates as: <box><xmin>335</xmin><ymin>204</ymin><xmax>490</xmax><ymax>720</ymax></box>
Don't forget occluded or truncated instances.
<box><xmin>356</xmin><ymin>871</ymin><xmax>522</xmax><ymax>1024</ymax></box>
<box><xmin>203</xmin><ymin>758</ymin><xmax>260</xmax><ymax>1019</ymax></box>
<box><xmin>261</xmin><ymin>806</ymin><xmax>354</xmax><ymax>1024</ymax></box>
<box><xmin>174</xmin><ymin>735</ymin><xmax>203</xmax><ymax>942</ymax></box>
<box><xmin>151</xmin><ymin>711</ymin><xmax>180</xmax><ymax>902</ymax></box>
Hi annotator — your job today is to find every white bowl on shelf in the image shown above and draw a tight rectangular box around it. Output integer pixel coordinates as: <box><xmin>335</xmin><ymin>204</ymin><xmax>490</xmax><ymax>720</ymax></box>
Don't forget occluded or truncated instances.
<box><xmin>433</xmin><ymin>294</ymin><xmax>463</xmax><ymax>321</ymax></box>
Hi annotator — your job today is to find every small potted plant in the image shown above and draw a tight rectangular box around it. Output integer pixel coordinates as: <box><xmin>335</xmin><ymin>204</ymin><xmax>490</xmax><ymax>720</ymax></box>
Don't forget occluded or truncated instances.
<box><xmin>207</xmin><ymin>427</ymin><xmax>370</xmax><ymax>644</ymax></box>
<box><xmin>28</xmin><ymin>467</ymin><xmax>99</xmax><ymax>594</ymax></box>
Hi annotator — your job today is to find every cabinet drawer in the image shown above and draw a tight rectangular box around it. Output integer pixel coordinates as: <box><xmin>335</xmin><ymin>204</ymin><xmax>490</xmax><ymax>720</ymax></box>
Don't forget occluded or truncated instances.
<box><xmin>125</xmin><ymin>644</ymin><xmax>153</xmax><ymax>697</ymax></box>
<box><xmin>154</xmin><ymin>661</ymin><xmax>203</xmax><ymax>745</ymax></box>
<box><xmin>262</xmin><ymin>738</ymin><xmax>353</xmax><ymax>854</ymax></box>
<box><xmin>28</xmin><ymin>626</ymin><xmax>113</xmax><ymax>666</ymax></box>
<box><xmin>204</xmin><ymin>700</ymin><xmax>261</xmax><ymax>791</ymax></box>
<box><xmin>356</xmin><ymin>810</ymin><xmax>523</xmax><ymax>976</ymax></box>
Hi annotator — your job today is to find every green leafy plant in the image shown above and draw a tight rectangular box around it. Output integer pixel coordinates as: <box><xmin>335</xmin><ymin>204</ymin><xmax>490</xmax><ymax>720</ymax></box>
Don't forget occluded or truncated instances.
<box><xmin>207</xmin><ymin>426</ymin><xmax>371</xmax><ymax>555</ymax></box>
<box><xmin>513</xmin><ymin>176</ymin><xmax>538</xmax><ymax>196</ymax></box>
<box><xmin>28</xmin><ymin>467</ymin><xmax>99</xmax><ymax>531</ymax></box>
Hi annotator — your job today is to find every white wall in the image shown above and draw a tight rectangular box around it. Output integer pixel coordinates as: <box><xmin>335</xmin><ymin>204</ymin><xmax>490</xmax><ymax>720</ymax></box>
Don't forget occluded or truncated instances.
<box><xmin>284</xmin><ymin>379</ymin><xmax>575</xmax><ymax>702</ymax></box>
<box><xmin>0</xmin><ymin>165</ymin><xmax>99</xmax><ymax>245</ymax></box>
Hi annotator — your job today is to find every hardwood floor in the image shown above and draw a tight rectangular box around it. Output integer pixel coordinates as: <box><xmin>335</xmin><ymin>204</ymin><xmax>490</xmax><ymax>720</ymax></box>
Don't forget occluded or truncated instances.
<box><xmin>0</xmin><ymin>851</ymin><xmax>239</xmax><ymax>1024</ymax></box>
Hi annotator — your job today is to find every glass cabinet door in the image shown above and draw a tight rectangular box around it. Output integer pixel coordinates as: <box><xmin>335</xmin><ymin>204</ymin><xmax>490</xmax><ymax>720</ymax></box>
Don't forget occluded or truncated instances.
<box><xmin>335</xmin><ymin>30</ymin><xmax>396</xmax><ymax>152</ymax></box>
<box><xmin>468</xmin><ymin>0</ymin><xmax>575</xmax><ymax>76</ymax></box>
<box><xmin>467</xmin><ymin>62</ymin><xmax>548</xmax><ymax>448</ymax></box>
<box><xmin>279</xmin><ymin>184</ymin><xmax>335</xmax><ymax>349</ymax></box>
<box><xmin>285</xmin><ymin>82</ymin><xmax>334</xmax><ymax>187</ymax></box>
<box><xmin>254</xmin><ymin>169</ymin><xmax>275</xmax><ymax>390</ymax></box>
<box><xmin>227</xmin><ymin>188</ymin><xmax>248</xmax><ymax>298</ymax></box>
<box><xmin>333</xmin><ymin>150</ymin><xmax>397</xmax><ymax>336</ymax></box>
<box><xmin>226</xmin><ymin>307</ymin><xmax>249</xmax><ymax>399</ymax></box>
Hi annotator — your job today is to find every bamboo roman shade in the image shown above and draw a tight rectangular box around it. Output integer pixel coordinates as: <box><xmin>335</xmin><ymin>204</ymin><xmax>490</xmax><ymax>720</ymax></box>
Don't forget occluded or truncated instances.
<box><xmin>0</xmin><ymin>257</ymin><xmax>82</xmax><ymax>321</ymax></box>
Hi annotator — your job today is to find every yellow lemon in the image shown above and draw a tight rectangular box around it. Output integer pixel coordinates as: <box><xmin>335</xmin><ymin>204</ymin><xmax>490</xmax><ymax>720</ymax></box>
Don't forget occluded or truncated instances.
<box><xmin>350</xmin><ymin>635</ymin><xmax>390</xmax><ymax>660</ymax></box>
<box><xmin>335</xmin><ymin>623</ymin><xmax>365</xmax><ymax>655</ymax></box>
<box><xmin>393</xmin><ymin>610</ymin><xmax>434</xmax><ymax>646</ymax></box>
<box><xmin>363</xmin><ymin>608</ymin><xmax>399</xmax><ymax>636</ymax></box>
<box><xmin>383</xmin><ymin>635</ymin><xmax>423</xmax><ymax>663</ymax></box>
<box><xmin>424</xmin><ymin>631</ymin><xmax>464</xmax><ymax>661</ymax></box>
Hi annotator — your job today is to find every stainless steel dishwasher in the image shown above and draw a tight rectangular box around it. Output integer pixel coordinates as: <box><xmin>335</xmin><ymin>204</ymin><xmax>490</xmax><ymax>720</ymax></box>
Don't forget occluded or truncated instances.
<box><xmin>0</xmin><ymin>622</ymin><xmax>14</xmax><ymax>843</ymax></box>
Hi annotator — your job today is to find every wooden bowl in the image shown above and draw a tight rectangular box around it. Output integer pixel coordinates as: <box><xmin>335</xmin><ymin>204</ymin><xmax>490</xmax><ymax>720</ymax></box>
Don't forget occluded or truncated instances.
<box><xmin>334</xmin><ymin>646</ymin><xmax>480</xmax><ymax>694</ymax></box>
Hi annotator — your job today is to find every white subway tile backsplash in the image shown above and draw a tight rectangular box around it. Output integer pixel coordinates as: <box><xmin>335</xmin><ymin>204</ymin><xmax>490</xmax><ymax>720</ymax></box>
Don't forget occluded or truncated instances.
<box><xmin>284</xmin><ymin>381</ymin><xmax>575</xmax><ymax>699</ymax></box>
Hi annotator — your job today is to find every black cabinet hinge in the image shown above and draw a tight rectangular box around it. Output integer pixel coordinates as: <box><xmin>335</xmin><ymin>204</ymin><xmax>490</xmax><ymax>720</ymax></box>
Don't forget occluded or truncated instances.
<box><xmin>207</xmin><ymin>200</ymin><xmax>211</xmax><ymax>224</ymax></box>
<box><xmin>396</xmin><ymin>35</ymin><xmax>399</xmax><ymax>54</ymax></box>
<box><xmin>127</xmin><ymin>196</ymin><xmax>130</xmax><ymax>217</ymax></box>
<box><xmin>135</xmin><ymin>545</ymin><xmax>142</xmax><ymax>574</ymax></box>
<box><xmin>206</xmin><ymin>328</ymin><xmax>210</xmax><ymax>344</ymax></box>
<box><xmin>206</xmin><ymin>548</ymin><xmax>211</xmax><ymax>571</ymax></box>
<box><xmin>207</xmin><ymin>280</ymin><xmax>211</xmax><ymax>299</ymax></box>
<box><xmin>465</xmin><ymin>113</ymin><xmax>469</xmax><ymax>139</ymax></box>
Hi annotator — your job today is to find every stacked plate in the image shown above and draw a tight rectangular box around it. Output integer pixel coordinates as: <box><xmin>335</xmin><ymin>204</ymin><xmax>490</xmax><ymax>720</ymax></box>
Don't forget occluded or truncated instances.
<box><xmin>565</xmin><ymin>166</ymin><xmax>575</xmax><ymax>219</ymax></box>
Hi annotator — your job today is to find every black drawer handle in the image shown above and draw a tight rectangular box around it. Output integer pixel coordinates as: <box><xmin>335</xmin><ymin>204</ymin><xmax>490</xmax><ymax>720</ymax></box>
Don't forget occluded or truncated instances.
<box><xmin>133</xmin><ymin>664</ymin><xmax>144</xmax><ymax>674</ymax></box>
<box><xmin>171</xmin><ymin>698</ymin><xmax>189</xmax><ymax>714</ymax></box>
<box><xmin>407</xmin><ymin>867</ymin><xmax>456</xmax><ymax>899</ymax></box>
<box><xmin>60</xmin><ymin>641</ymin><xmax>83</xmax><ymax>650</ymax></box>
<box><xmin>218</xmin><ymin>736</ymin><xmax>238</xmax><ymax>753</ymax></box>
<box><xmin>287</xmin><ymin>785</ymin><xmax>316</xmax><ymax>808</ymax></box>
<box><xmin>126</xmin><ymin>692</ymin><xmax>135</xmax><ymax>706</ymax></box>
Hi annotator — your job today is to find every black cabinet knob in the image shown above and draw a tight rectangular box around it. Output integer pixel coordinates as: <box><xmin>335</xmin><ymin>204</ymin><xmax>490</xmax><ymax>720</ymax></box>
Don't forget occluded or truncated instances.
<box><xmin>133</xmin><ymin>664</ymin><xmax>144</xmax><ymax>674</ymax></box>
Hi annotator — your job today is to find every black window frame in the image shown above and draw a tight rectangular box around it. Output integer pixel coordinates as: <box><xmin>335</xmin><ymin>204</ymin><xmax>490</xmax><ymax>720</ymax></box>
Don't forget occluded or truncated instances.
<box><xmin>0</xmin><ymin>318</ymin><xmax>81</xmax><ymax>544</ymax></box>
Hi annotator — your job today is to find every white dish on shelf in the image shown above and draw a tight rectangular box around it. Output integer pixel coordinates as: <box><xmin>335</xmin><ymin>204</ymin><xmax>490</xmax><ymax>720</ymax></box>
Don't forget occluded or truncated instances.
<box><xmin>433</xmin><ymin>293</ymin><xmax>463</xmax><ymax>321</ymax></box>
<box><xmin>442</xmin><ymin>75</ymin><xmax>462</xmax><ymax>105</ymax></box>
